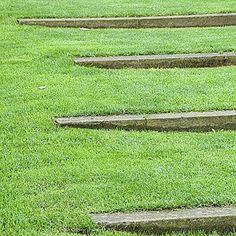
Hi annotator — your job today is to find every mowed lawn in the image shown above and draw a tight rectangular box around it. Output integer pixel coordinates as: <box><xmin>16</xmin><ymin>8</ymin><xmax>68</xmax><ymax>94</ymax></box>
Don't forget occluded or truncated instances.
<box><xmin>1</xmin><ymin>0</ymin><xmax>236</xmax><ymax>235</ymax></box>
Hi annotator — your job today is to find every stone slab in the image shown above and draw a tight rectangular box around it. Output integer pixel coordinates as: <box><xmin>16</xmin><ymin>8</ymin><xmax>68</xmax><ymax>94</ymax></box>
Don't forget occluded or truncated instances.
<box><xmin>17</xmin><ymin>13</ymin><xmax>236</xmax><ymax>28</ymax></box>
<box><xmin>74</xmin><ymin>52</ymin><xmax>236</xmax><ymax>69</ymax></box>
<box><xmin>56</xmin><ymin>114</ymin><xmax>146</xmax><ymax>130</ymax></box>
<box><xmin>55</xmin><ymin>110</ymin><xmax>236</xmax><ymax>131</ymax></box>
<box><xmin>91</xmin><ymin>206</ymin><xmax>236</xmax><ymax>234</ymax></box>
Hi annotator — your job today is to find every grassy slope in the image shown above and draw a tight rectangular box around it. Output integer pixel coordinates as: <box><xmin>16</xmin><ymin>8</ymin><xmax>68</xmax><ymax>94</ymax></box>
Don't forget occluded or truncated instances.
<box><xmin>1</xmin><ymin>0</ymin><xmax>236</xmax><ymax>17</ymax></box>
<box><xmin>1</xmin><ymin>0</ymin><xmax>236</xmax><ymax>235</ymax></box>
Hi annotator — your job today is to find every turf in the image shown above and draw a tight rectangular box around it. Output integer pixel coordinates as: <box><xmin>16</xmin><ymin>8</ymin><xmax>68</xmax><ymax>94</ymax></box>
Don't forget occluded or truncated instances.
<box><xmin>2</xmin><ymin>25</ymin><xmax>236</xmax><ymax>57</ymax></box>
<box><xmin>1</xmin><ymin>0</ymin><xmax>236</xmax><ymax>235</ymax></box>
<box><xmin>1</xmin><ymin>0</ymin><xmax>236</xmax><ymax>18</ymax></box>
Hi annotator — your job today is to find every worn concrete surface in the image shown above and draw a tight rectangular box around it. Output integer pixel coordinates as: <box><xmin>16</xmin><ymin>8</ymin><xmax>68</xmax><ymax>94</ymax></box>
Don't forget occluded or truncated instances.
<box><xmin>92</xmin><ymin>206</ymin><xmax>236</xmax><ymax>234</ymax></box>
<box><xmin>18</xmin><ymin>13</ymin><xmax>236</xmax><ymax>28</ymax></box>
<box><xmin>55</xmin><ymin>110</ymin><xmax>236</xmax><ymax>131</ymax></box>
<box><xmin>74</xmin><ymin>52</ymin><xmax>236</xmax><ymax>69</ymax></box>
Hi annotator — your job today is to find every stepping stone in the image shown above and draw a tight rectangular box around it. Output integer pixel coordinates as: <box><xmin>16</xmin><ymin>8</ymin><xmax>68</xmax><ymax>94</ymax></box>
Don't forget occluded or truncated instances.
<box><xmin>55</xmin><ymin>110</ymin><xmax>236</xmax><ymax>132</ymax></box>
<box><xmin>74</xmin><ymin>52</ymin><xmax>236</xmax><ymax>69</ymax></box>
<box><xmin>91</xmin><ymin>206</ymin><xmax>236</xmax><ymax>234</ymax></box>
<box><xmin>17</xmin><ymin>13</ymin><xmax>236</xmax><ymax>28</ymax></box>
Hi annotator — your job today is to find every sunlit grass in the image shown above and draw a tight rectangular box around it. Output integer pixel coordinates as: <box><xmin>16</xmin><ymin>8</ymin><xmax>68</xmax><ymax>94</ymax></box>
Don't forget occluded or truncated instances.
<box><xmin>1</xmin><ymin>0</ymin><xmax>236</xmax><ymax>235</ymax></box>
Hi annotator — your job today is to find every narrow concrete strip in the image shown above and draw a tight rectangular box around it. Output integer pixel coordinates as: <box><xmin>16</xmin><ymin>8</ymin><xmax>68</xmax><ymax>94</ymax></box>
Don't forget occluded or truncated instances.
<box><xmin>56</xmin><ymin>114</ymin><xmax>146</xmax><ymax>131</ymax></box>
<box><xmin>91</xmin><ymin>206</ymin><xmax>236</xmax><ymax>234</ymax></box>
<box><xmin>74</xmin><ymin>52</ymin><xmax>236</xmax><ymax>69</ymax></box>
<box><xmin>17</xmin><ymin>13</ymin><xmax>236</xmax><ymax>28</ymax></box>
<box><xmin>55</xmin><ymin>110</ymin><xmax>236</xmax><ymax>131</ymax></box>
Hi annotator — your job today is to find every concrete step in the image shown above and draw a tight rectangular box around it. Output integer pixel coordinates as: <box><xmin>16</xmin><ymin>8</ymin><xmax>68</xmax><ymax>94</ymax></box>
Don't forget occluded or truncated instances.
<box><xmin>55</xmin><ymin>110</ymin><xmax>236</xmax><ymax>132</ymax></box>
<box><xmin>91</xmin><ymin>206</ymin><xmax>236</xmax><ymax>234</ymax></box>
<box><xmin>18</xmin><ymin>13</ymin><xmax>236</xmax><ymax>28</ymax></box>
<box><xmin>74</xmin><ymin>52</ymin><xmax>236</xmax><ymax>69</ymax></box>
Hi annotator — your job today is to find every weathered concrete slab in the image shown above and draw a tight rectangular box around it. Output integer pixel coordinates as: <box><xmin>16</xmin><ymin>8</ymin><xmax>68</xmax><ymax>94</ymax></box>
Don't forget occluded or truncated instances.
<box><xmin>55</xmin><ymin>110</ymin><xmax>236</xmax><ymax>131</ymax></box>
<box><xmin>74</xmin><ymin>52</ymin><xmax>236</xmax><ymax>69</ymax></box>
<box><xmin>91</xmin><ymin>206</ymin><xmax>236</xmax><ymax>234</ymax></box>
<box><xmin>56</xmin><ymin>114</ymin><xmax>146</xmax><ymax>131</ymax></box>
<box><xmin>17</xmin><ymin>13</ymin><xmax>236</xmax><ymax>28</ymax></box>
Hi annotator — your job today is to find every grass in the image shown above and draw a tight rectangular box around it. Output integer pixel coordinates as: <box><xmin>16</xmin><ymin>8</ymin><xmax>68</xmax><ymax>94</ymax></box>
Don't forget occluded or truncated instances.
<box><xmin>1</xmin><ymin>0</ymin><xmax>236</xmax><ymax>18</ymax></box>
<box><xmin>1</xmin><ymin>0</ymin><xmax>236</xmax><ymax>235</ymax></box>
<box><xmin>1</xmin><ymin>25</ymin><xmax>236</xmax><ymax>58</ymax></box>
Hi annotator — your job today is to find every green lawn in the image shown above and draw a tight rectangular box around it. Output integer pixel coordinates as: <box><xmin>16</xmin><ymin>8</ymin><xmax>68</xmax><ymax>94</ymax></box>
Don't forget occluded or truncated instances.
<box><xmin>1</xmin><ymin>0</ymin><xmax>236</xmax><ymax>18</ymax></box>
<box><xmin>1</xmin><ymin>0</ymin><xmax>236</xmax><ymax>235</ymax></box>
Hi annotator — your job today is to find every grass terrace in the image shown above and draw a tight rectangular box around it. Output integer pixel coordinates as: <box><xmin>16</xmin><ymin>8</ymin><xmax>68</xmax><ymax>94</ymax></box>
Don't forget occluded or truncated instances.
<box><xmin>0</xmin><ymin>0</ymin><xmax>236</xmax><ymax>235</ymax></box>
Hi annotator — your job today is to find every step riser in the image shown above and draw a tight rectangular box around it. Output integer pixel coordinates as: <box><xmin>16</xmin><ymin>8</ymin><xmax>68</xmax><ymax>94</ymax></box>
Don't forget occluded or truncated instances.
<box><xmin>147</xmin><ymin>115</ymin><xmax>236</xmax><ymax>132</ymax></box>
<box><xmin>103</xmin><ymin>216</ymin><xmax>236</xmax><ymax>234</ymax></box>
<box><xmin>17</xmin><ymin>14</ymin><xmax>236</xmax><ymax>28</ymax></box>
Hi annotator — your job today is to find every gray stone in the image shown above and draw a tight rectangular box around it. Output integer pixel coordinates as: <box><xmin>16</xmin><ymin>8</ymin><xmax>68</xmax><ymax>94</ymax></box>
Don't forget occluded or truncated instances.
<box><xmin>17</xmin><ymin>13</ymin><xmax>236</xmax><ymax>28</ymax></box>
<box><xmin>56</xmin><ymin>114</ymin><xmax>146</xmax><ymax>130</ymax></box>
<box><xmin>74</xmin><ymin>52</ymin><xmax>236</xmax><ymax>69</ymax></box>
<box><xmin>55</xmin><ymin>110</ymin><xmax>236</xmax><ymax>132</ymax></box>
<box><xmin>92</xmin><ymin>206</ymin><xmax>236</xmax><ymax>234</ymax></box>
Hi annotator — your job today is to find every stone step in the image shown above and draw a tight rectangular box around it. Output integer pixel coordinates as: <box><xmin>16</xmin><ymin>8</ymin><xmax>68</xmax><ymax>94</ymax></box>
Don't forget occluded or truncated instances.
<box><xmin>17</xmin><ymin>13</ymin><xmax>236</xmax><ymax>28</ymax></box>
<box><xmin>74</xmin><ymin>52</ymin><xmax>236</xmax><ymax>69</ymax></box>
<box><xmin>55</xmin><ymin>110</ymin><xmax>236</xmax><ymax>132</ymax></box>
<box><xmin>91</xmin><ymin>206</ymin><xmax>236</xmax><ymax>234</ymax></box>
